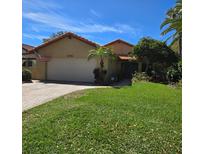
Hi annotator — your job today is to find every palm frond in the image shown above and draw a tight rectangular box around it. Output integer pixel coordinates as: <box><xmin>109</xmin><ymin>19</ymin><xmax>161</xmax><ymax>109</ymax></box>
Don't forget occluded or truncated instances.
<box><xmin>87</xmin><ymin>47</ymin><xmax>116</xmax><ymax>61</ymax></box>
<box><xmin>169</xmin><ymin>37</ymin><xmax>179</xmax><ymax>47</ymax></box>
<box><xmin>87</xmin><ymin>49</ymin><xmax>98</xmax><ymax>60</ymax></box>
<box><xmin>160</xmin><ymin>18</ymin><xmax>179</xmax><ymax>29</ymax></box>
<box><xmin>161</xmin><ymin>27</ymin><xmax>175</xmax><ymax>36</ymax></box>
<box><xmin>164</xmin><ymin>35</ymin><xmax>174</xmax><ymax>43</ymax></box>
<box><xmin>161</xmin><ymin>0</ymin><xmax>182</xmax><ymax>53</ymax></box>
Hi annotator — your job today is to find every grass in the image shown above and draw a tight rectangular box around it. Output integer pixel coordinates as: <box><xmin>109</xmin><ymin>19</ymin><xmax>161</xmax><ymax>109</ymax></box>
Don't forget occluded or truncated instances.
<box><xmin>23</xmin><ymin>82</ymin><xmax>182</xmax><ymax>154</ymax></box>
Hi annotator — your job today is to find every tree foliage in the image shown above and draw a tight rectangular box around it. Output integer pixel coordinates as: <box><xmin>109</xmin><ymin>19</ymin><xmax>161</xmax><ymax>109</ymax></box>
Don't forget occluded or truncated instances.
<box><xmin>22</xmin><ymin>67</ymin><xmax>32</xmax><ymax>81</ymax></box>
<box><xmin>42</xmin><ymin>31</ymin><xmax>67</xmax><ymax>42</ymax></box>
<box><xmin>161</xmin><ymin>0</ymin><xmax>182</xmax><ymax>56</ymax></box>
<box><xmin>88</xmin><ymin>47</ymin><xmax>116</xmax><ymax>69</ymax></box>
<box><xmin>88</xmin><ymin>47</ymin><xmax>116</xmax><ymax>83</ymax></box>
<box><xmin>132</xmin><ymin>37</ymin><xmax>178</xmax><ymax>65</ymax></box>
<box><xmin>132</xmin><ymin>37</ymin><xmax>179</xmax><ymax>82</ymax></box>
<box><xmin>167</xmin><ymin>60</ymin><xmax>182</xmax><ymax>82</ymax></box>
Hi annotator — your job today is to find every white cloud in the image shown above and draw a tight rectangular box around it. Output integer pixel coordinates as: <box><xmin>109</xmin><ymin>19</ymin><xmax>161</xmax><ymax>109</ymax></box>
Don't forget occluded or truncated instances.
<box><xmin>115</xmin><ymin>24</ymin><xmax>141</xmax><ymax>35</ymax></box>
<box><xmin>23</xmin><ymin>0</ymin><xmax>62</xmax><ymax>13</ymax></box>
<box><xmin>23</xmin><ymin>12</ymin><xmax>139</xmax><ymax>34</ymax></box>
<box><xmin>23</xmin><ymin>12</ymin><xmax>70</xmax><ymax>30</ymax></box>
<box><xmin>90</xmin><ymin>9</ymin><xmax>101</xmax><ymax>17</ymax></box>
<box><xmin>23</xmin><ymin>33</ymin><xmax>47</xmax><ymax>40</ymax></box>
<box><xmin>23</xmin><ymin>0</ymin><xmax>141</xmax><ymax>36</ymax></box>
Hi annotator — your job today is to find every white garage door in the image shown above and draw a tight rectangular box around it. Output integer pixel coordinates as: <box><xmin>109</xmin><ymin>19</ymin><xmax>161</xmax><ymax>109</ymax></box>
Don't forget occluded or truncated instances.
<box><xmin>47</xmin><ymin>58</ymin><xmax>96</xmax><ymax>82</ymax></box>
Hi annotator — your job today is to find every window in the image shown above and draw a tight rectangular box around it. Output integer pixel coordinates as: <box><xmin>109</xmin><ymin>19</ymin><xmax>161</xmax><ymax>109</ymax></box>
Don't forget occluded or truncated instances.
<box><xmin>27</xmin><ymin>60</ymin><xmax>33</xmax><ymax>67</ymax></box>
<box><xmin>22</xmin><ymin>61</ymin><xmax>26</xmax><ymax>67</ymax></box>
<box><xmin>22</xmin><ymin>60</ymin><xmax>34</xmax><ymax>67</ymax></box>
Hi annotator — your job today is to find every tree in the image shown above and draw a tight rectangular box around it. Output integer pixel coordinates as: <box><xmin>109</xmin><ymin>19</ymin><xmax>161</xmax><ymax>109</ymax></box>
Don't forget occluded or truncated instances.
<box><xmin>170</xmin><ymin>41</ymin><xmax>179</xmax><ymax>53</ymax></box>
<box><xmin>133</xmin><ymin>37</ymin><xmax>178</xmax><ymax>65</ymax></box>
<box><xmin>167</xmin><ymin>60</ymin><xmax>182</xmax><ymax>82</ymax></box>
<box><xmin>42</xmin><ymin>31</ymin><xmax>67</xmax><ymax>42</ymax></box>
<box><xmin>132</xmin><ymin>37</ymin><xmax>178</xmax><ymax>82</ymax></box>
<box><xmin>88</xmin><ymin>47</ymin><xmax>116</xmax><ymax>82</ymax></box>
<box><xmin>160</xmin><ymin>0</ymin><xmax>182</xmax><ymax>56</ymax></box>
<box><xmin>88</xmin><ymin>47</ymin><xmax>116</xmax><ymax>70</ymax></box>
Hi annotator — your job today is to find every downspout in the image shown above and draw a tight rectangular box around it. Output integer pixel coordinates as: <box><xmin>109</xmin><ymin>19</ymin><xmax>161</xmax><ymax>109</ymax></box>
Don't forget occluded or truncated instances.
<box><xmin>45</xmin><ymin>62</ymin><xmax>47</xmax><ymax>81</ymax></box>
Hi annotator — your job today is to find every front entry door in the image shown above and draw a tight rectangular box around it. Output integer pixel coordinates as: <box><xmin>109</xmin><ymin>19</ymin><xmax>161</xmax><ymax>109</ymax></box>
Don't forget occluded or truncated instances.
<box><xmin>121</xmin><ymin>62</ymin><xmax>138</xmax><ymax>78</ymax></box>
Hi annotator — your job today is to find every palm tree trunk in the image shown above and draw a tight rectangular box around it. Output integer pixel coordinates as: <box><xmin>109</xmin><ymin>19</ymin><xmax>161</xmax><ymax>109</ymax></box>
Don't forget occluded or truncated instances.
<box><xmin>99</xmin><ymin>57</ymin><xmax>105</xmax><ymax>82</ymax></box>
<box><xmin>179</xmin><ymin>33</ymin><xmax>182</xmax><ymax>57</ymax></box>
<box><xmin>100</xmin><ymin>57</ymin><xmax>104</xmax><ymax>70</ymax></box>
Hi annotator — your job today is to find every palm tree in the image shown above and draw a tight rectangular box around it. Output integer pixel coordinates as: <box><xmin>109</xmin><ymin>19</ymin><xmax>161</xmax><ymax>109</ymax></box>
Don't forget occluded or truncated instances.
<box><xmin>88</xmin><ymin>47</ymin><xmax>116</xmax><ymax>71</ymax></box>
<box><xmin>160</xmin><ymin>0</ymin><xmax>182</xmax><ymax>56</ymax></box>
<box><xmin>88</xmin><ymin>47</ymin><xmax>116</xmax><ymax>82</ymax></box>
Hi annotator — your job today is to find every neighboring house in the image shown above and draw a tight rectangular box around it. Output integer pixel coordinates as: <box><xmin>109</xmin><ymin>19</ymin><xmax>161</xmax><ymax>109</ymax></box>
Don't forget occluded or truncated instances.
<box><xmin>29</xmin><ymin>32</ymin><xmax>145</xmax><ymax>82</ymax></box>
<box><xmin>22</xmin><ymin>44</ymin><xmax>36</xmax><ymax>67</ymax></box>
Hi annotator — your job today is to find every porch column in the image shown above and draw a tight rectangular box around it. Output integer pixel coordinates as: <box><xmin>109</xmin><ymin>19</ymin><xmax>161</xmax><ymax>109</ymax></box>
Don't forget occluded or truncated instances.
<box><xmin>45</xmin><ymin>62</ymin><xmax>47</xmax><ymax>80</ymax></box>
<box><xmin>138</xmin><ymin>62</ymin><xmax>142</xmax><ymax>73</ymax></box>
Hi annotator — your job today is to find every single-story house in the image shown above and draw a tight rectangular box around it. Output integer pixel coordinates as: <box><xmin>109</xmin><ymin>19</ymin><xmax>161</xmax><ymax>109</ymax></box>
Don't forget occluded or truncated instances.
<box><xmin>27</xmin><ymin>32</ymin><xmax>148</xmax><ymax>82</ymax></box>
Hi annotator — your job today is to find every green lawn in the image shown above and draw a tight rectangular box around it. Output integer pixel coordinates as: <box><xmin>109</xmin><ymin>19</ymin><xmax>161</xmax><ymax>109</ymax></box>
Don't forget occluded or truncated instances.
<box><xmin>23</xmin><ymin>82</ymin><xmax>182</xmax><ymax>154</ymax></box>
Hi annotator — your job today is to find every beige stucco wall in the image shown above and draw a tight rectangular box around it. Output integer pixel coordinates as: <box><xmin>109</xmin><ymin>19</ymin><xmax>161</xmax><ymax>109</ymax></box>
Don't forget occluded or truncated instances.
<box><xmin>93</xmin><ymin>57</ymin><xmax>121</xmax><ymax>81</ymax></box>
<box><xmin>96</xmin><ymin>58</ymin><xmax>109</xmax><ymax>70</ymax></box>
<box><xmin>106</xmin><ymin>42</ymin><xmax>133</xmax><ymax>55</ymax></box>
<box><xmin>37</xmin><ymin>37</ymin><xmax>96</xmax><ymax>58</ymax></box>
<box><xmin>104</xmin><ymin>42</ymin><xmax>133</xmax><ymax>80</ymax></box>
<box><xmin>31</xmin><ymin>37</ymin><xmax>98</xmax><ymax>80</ymax></box>
<box><xmin>106</xmin><ymin>59</ymin><xmax>121</xmax><ymax>80</ymax></box>
<box><xmin>29</xmin><ymin>61</ymin><xmax>46</xmax><ymax>80</ymax></box>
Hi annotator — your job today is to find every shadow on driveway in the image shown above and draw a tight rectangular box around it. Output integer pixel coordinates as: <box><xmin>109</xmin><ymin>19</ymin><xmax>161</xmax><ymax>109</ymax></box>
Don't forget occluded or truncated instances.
<box><xmin>32</xmin><ymin>79</ymin><xmax>132</xmax><ymax>87</ymax></box>
<box><xmin>38</xmin><ymin>80</ymin><xmax>96</xmax><ymax>86</ymax></box>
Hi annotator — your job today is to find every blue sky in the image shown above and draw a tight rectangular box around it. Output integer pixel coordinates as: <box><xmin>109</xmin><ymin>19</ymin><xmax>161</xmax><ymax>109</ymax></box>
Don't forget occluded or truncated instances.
<box><xmin>22</xmin><ymin>0</ymin><xmax>175</xmax><ymax>46</ymax></box>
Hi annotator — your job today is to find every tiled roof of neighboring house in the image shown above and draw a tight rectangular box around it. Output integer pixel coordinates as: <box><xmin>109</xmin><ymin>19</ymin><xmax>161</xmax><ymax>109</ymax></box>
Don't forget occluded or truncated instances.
<box><xmin>29</xmin><ymin>32</ymin><xmax>100</xmax><ymax>53</ymax></box>
<box><xmin>22</xmin><ymin>44</ymin><xmax>36</xmax><ymax>59</ymax></box>
<box><xmin>104</xmin><ymin>39</ymin><xmax>134</xmax><ymax>47</ymax></box>
<box><xmin>22</xmin><ymin>53</ymin><xmax>37</xmax><ymax>59</ymax></box>
<box><xmin>22</xmin><ymin>44</ymin><xmax>34</xmax><ymax>51</ymax></box>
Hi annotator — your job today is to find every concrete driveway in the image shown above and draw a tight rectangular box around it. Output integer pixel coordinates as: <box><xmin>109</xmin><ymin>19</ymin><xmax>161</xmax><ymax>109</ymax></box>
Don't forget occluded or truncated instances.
<box><xmin>22</xmin><ymin>81</ymin><xmax>97</xmax><ymax>111</ymax></box>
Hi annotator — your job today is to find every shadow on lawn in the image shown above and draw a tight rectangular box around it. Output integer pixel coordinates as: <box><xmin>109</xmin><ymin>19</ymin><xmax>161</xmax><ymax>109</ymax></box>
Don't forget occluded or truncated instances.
<box><xmin>35</xmin><ymin>79</ymin><xmax>132</xmax><ymax>88</ymax></box>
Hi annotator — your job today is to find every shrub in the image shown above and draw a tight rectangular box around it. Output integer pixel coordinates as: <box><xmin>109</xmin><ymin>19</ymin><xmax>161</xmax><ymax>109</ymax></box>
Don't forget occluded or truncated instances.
<box><xmin>150</xmin><ymin>63</ymin><xmax>168</xmax><ymax>83</ymax></box>
<box><xmin>93</xmin><ymin>68</ymin><xmax>107</xmax><ymax>84</ymax></box>
<box><xmin>167</xmin><ymin>61</ymin><xmax>182</xmax><ymax>83</ymax></box>
<box><xmin>22</xmin><ymin>68</ymin><xmax>32</xmax><ymax>81</ymax></box>
<box><xmin>176</xmin><ymin>79</ymin><xmax>182</xmax><ymax>88</ymax></box>
<box><xmin>93</xmin><ymin>68</ymin><xmax>100</xmax><ymax>81</ymax></box>
<box><xmin>132</xmin><ymin>72</ymin><xmax>151</xmax><ymax>83</ymax></box>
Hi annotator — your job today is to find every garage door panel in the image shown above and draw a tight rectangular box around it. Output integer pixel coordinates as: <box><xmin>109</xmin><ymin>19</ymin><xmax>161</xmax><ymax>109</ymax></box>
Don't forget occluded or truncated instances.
<box><xmin>47</xmin><ymin>58</ymin><xmax>96</xmax><ymax>82</ymax></box>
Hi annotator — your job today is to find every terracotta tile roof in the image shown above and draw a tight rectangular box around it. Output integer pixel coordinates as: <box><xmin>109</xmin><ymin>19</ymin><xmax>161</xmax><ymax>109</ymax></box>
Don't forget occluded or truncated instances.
<box><xmin>22</xmin><ymin>53</ymin><xmax>36</xmax><ymax>59</ymax></box>
<box><xmin>29</xmin><ymin>32</ymin><xmax>99</xmax><ymax>53</ymax></box>
<box><xmin>104</xmin><ymin>39</ymin><xmax>134</xmax><ymax>47</ymax></box>
<box><xmin>22</xmin><ymin>44</ymin><xmax>34</xmax><ymax>51</ymax></box>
